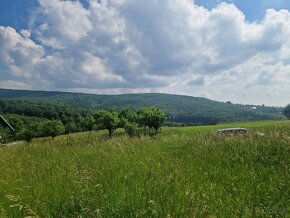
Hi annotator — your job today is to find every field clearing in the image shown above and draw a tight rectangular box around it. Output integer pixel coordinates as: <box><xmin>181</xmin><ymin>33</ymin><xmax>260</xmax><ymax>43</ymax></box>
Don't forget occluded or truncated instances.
<box><xmin>0</xmin><ymin>121</ymin><xmax>289</xmax><ymax>217</ymax></box>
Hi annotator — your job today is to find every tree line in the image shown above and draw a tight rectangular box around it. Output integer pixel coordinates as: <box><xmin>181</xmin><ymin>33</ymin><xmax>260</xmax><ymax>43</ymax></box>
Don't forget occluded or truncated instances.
<box><xmin>1</xmin><ymin>107</ymin><xmax>166</xmax><ymax>143</ymax></box>
<box><xmin>284</xmin><ymin>104</ymin><xmax>290</xmax><ymax>120</ymax></box>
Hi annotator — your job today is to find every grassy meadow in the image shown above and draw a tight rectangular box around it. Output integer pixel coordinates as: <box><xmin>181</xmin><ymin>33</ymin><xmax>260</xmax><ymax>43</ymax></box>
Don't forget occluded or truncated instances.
<box><xmin>0</xmin><ymin>121</ymin><xmax>289</xmax><ymax>217</ymax></box>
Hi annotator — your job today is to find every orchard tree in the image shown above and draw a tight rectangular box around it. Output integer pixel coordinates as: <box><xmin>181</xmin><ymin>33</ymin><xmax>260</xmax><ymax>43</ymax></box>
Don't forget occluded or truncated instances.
<box><xmin>44</xmin><ymin>120</ymin><xmax>65</xmax><ymax>140</ymax></box>
<box><xmin>7</xmin><ymin>116</ymin><xmax>24</xmax><ymax>140</ymax></box>
<box><xmin>20</xmin><ymin>126</ymin><xmax>34</xmax><ymax>143</ymax></box>
<box><xmin>64</xmin><ymin>120</ymin><xmax>77</xmax><ymax>134</ymax></box>
<box><xmin>93</xmin><ymin>110</ymin><xmax>106</xmax><ymax>130</ymax></box>
<box><xmin>61</xmin><ymin>116</ymin><xmax>77</xmax><ymax>134</ymax></box>
<box><xmin>83</xmin><ymin>115</ymin><xmax>95</xmax><ymax>132</ymax></box>
<box><xmin>119</xmin><ymin>108</ymin><xmax>137</xmax><ymax>123</ymax></box>
<box><xmin>144</xmin><ymin>107</ymin><xmax>166</xmax><ymax>133</ymax></box>
<box><xmin>100</xmin><ymin>111</ymin><xmax>120</xmax><ymax>137</ymax></box>
<box><xmin>137</xmin><ymin>108</ymin><xmax>148</xmax><ymax>129</ymax></box>
<box><xmin>283</xmin><ymin>104</ymin><xmax>290</xmax><ymax>119</ymax></box>
<box><xmin>83</xmin><ymin>114</ymin><xmax>95</xmax><ymax>140</ymax></box>
<box><xmin>33</xmin><ymin>122</ymin><xmax>48</xmax><ymax>138</ymax></box>
<box><xmin>119</xmin><ymin>108</ymin><xmax>137</xmax><ymax>128</ymax></box>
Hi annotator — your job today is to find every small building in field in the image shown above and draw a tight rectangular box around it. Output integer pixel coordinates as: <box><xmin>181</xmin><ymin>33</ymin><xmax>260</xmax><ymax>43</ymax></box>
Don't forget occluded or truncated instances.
<box><xmin>0</xmin><ymin>115</ymin><xmax>14</xmax><ymax>132</ymax></box>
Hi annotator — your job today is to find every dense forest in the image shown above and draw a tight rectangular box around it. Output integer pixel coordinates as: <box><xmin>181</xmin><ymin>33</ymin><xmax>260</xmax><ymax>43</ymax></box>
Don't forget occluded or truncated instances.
<box><xmin>0</xmin><ymin>89</ymin><xmax>285</xmax><ymax>126</ymax></box>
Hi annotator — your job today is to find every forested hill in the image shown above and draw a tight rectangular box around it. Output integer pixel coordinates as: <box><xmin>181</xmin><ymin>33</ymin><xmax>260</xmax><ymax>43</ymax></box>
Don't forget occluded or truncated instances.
<box><xmin>0</xmin><ymin>89</ymin><xmax>285</xmax><ymax>124</ymax></box>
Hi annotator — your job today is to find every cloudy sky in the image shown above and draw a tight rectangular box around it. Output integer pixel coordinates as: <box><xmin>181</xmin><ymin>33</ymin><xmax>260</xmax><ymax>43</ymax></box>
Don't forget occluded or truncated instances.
<box><xmin>1</xmin><ymin>0</ymin><xmax>290</xmax><ymax>106</ymax></box>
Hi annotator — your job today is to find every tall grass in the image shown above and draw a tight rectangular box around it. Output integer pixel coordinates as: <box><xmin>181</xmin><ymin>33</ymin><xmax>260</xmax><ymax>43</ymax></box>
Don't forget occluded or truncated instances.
<box><xmin>0</xmin><ymin>121</ymin><xmax>289</xmax><ymax>217</ymax></box>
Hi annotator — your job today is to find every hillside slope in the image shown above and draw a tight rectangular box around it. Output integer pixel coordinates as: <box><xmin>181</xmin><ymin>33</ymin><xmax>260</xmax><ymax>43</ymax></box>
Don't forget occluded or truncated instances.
<box><xmin>0</xmin><ymin>89</ymin><xmax>285</xmax><ymax>124</ymax></box>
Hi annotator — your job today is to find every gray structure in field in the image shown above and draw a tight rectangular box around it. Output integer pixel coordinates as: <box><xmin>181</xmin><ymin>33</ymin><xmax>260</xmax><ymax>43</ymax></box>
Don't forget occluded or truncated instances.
<box><xmin>0</xmin><ymin>115</ymin><xmax>14</xmax><ymax>131</ymax></box>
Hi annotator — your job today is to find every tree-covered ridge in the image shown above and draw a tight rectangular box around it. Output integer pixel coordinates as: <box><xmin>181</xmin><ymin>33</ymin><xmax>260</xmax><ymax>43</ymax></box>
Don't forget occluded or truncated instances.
<box><xmin>0</xmin><ymin>89</ymin><xmax>285</xmax><ymax>124</ymax></box>
<box><xmin>0</xmin><ymin>99</ymin><xmax>89</xmax><ymax>120</ymax></box>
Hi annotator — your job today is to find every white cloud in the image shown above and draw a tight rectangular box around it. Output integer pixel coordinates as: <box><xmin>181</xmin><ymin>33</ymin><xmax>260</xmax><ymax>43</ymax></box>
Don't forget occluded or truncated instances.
<box><xmin>1</xmin><ymin>0</ymin><xmax>290</xmax><ymax>105</ymax></box>
<box><xmin>35</xmin><ymin>0</ymin><xmax>93</xmax><ymax>47</ymax></box>
<box><xmin>0</xmin><ymin>26</ymin><xmax>44</xmax><ymax>79</ymax></box>
<box><xmin>20</xmin><ymin>29</ymin><xmax>31</xmax><ymax>38</ymax></box>
<box><xmin>0</xmin><ymin>80</ymin><xmax>32</xmax><ymax>90</ymax></box>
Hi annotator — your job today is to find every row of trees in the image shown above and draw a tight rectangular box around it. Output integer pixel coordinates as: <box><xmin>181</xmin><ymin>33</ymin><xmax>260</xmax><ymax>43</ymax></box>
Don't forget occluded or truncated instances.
<box><xmin>1</xmin><ymin>119</ymin><xmax>65</xmax><ymax>143</ymax></box>
<box><xmin>2</xmin><ymin>107</ymin><xmax>166</xmax><ymax>143</ymax></box>
<box><xmin>71</xmin><ymin>107</ymin><xmax>166</xmax><ymax>137</ymax></box>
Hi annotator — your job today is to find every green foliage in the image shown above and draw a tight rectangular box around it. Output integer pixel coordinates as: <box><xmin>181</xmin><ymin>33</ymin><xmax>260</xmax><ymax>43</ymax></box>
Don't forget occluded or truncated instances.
<box><xmin>2</xmin><ymin>114</ymin><xmax>49</xmax><ymax>142</ymax></box>
<box><xmin>124</xmin><ymin>122</ymin><xmax>138</xmax><ymax>138</ymax></box>
<box><xmin>0</xmin><ymin>128</ymin><xmax>12</xmax><ymax>144</ymax></box>
<box><xmin>0</xmin><ymin>121</ymin><xmax>289</xmax><ymax>217</ymax></box>
<box><xmin>63</xmin><ymin>117</ymin><xmax>77</xmax><ymax>134</ymax></box>
<box><xmin>43</xmin><ymin>120</ymin><xmax>65</xmax><ymax>140</ymax></box>
<box><xmin>6</xmin><ymin>116</ymin><xmax>24</xmax><ymax>140</ymax></box>
<box><xmin>141</xmin><ymin>107</ymin><xmax>166</xmax><ymax>133</ymax></box>
<box><xmin>0</xmin><ymin>106</ymin><xmax>168</xmax><ymax>141</ymax></box>
<box><xmin>137</xmin><ymin>107</ymin><xmax>148</xmax><ymax>129</ymax></box>
<box><xmin>119</xmin><ymin>108</ymin><xmax>137</xmax><ymax>123</ymax></box>
<box><xmin>82</xmin><ymin>115</ymin><xmax>95</xmax><ymax>132</ymax></box>
<box><xmin>19</xmin><ymin>125</ymin><xmax>35</xmax><ymax>143</ymax></box>
<box><xmin>99</xmin><ymin>111</ymin><xmax>120</xmax><ymax>137</ymax></box>
<box><xmin>6</xmin><ymin>116</ymin><xmax>24</xmax><ymax>131</ymax></box>
<box><xmin>0</xmin><ymin>98</ymin><xmax>90</xmax><ymax>133</ymax></box>
<box><xmin>283</xmin><ymin>104</ymin><xmax>290</xmax><ymax>119</ymax></box>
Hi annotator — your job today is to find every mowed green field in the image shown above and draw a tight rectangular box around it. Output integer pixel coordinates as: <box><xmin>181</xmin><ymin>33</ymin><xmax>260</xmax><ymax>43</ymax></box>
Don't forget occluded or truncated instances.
<box><xmin>0</xmin><ymin>121</ymin><xmax>289</xmax><ymax>217</ymax></box>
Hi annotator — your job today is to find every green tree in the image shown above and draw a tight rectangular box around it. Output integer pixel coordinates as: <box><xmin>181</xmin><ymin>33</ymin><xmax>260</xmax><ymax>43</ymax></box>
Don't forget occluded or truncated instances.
<box><xmin>124</xmin><ymin>122</ymin><xmax>138</xmax><ymax>138</ymax></box>
<box><xmin>93</xmin><ymin>110</ymin><xmax>106</xmax><ymax>130</ymax></box>
<box><xmin>137</xmin><ymin>108</ymin><xmax>148</xmax><ymax>129</ymax></box>
<box><xmin>43</xmin><ymin>120</ymin><xmax>65</xmax><ymax>140</ymax></box>
<box><xmin>20</xmin><ymin>126</ymin><xmax>34</xmax><ymax>143</ymax></box>
<box><xmin>0</xmin><ymin>128</ymin><xmax>12</xmax><ymax>144</ymax></box>
<box><xmin>82</xmin><ymin>114</ymin><xmax>95</xmax><ymax>141</ymax></box>
<box><xmin>119</xmin><ymin>108</ymin><xmax>137</xmax><ymax>123</ymax></box>
<box><xmin>64</xmin><ymin>120</ymin><xmax>77</xmax><ymax>134</ymax></box>
<box><xmin>283</xmin><ymin>104</ymin><xmax>290</xmax><ymax>119</ymax></box>
<box><xmin>100</xmin><ymin>111</ymin><xmax>120</xmax><ymax>137</ymax></box>
<box><xmin>7</xmin><ymin>116</ymin><xmax>24</xmax><ymax>140</ymax></box>
<box><xmin>83</xmin><ymin>115</ymin><xmax>95</xmax><ymax>132</ymax></box>
<box><xmin>142</xmin><ymin>107</ymin><xmax>166</xmax><ymax>133</ymax></box>
<box><xmin>75</xmin><ymin>116</ymin><xmax>85</xmax><ymax>132</ymax></box>
<box><xmin>119</xmin><ymin>108</ymin><xmax>137</xmax><ymax>129</ymax></box>
<box><xmin>7</xmin><ymin>116</ymin><xmax>24</xmax><ymax>130</ymax></box>
<box><xmin>33</xmin><ymin>122</ymin><xmax>48</xmax><ymax>138</ymax></box>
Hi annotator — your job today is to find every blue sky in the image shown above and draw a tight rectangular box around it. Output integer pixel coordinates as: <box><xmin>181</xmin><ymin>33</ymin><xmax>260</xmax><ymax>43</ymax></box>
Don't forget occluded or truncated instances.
<box><xmin>0</xmin><ymin>0</ymin><xmax>36</xmax><ymax>30</ymax></box>
<box><xmin>196</xmin><ymin>0</ymin><xmax>290</xmax><ymax>21</ymax></box>
<box><xmin>1</xmin><ymin>0</ymin><xmax>290</xmax><ymax>106</ymax></box>
<box><xmin>2</xmin><ymin>0</ymin><xmax>290</xmax><ymax>30</ymax></box>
